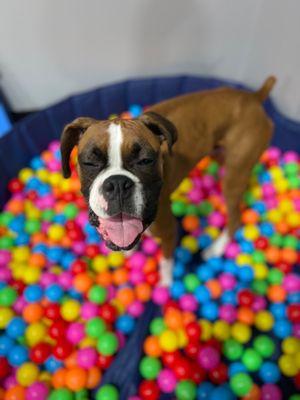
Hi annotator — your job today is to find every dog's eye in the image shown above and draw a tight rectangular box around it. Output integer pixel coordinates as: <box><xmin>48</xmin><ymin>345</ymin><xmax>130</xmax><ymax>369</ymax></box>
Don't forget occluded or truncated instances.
<box><xmin>137</xmin><ymin>158</ymin><xmax>154</xmax><ymax>166</ymax></box>
<box><xmin>82</xmin><ymin>161</ymin><xmax>101</xmax><ymax>168</ymax></box>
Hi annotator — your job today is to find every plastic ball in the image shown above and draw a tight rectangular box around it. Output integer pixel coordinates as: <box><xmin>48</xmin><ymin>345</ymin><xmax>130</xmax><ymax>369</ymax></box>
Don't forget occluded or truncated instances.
<box><xmin>241</xmin><ymin>348</ymin><xmax>263</xmax><ymax>372</ymax></box>
<box><xmin>159</xmin><ymin>330</ymin><xmax>178</xmax><ymax>352</ymax></box>
<box><xmin>16</xmin><ymin>362</ymin><xmax>39</xmax><ymax>387</ymax></box>
<box><xmin>230</xmin><ymin>372</ymin><xmax>253</xmax><ymax>396</ymax></box>
<box><xmin>96</xmin><ymin>384</ymin><xmax>119</xmax><ymax>400</ymax></box>
<box><xmin>97</xmin><ymin>332</ymin><xmax>118</xmax><ymax>356</ymax></box>
<box><xmin>175</xmin><ymin>380</ymin><xmax>197</xmax><ymax>400</ymax></box>
<box><xmin>139</xmin><ymin>356</ymin><xmax>162</xmax><ymax>380</ymax></box>
<box><xmin>259</xmin><ymin>362</ymin><xmax>280</xmax><ymax>383</ymax></box>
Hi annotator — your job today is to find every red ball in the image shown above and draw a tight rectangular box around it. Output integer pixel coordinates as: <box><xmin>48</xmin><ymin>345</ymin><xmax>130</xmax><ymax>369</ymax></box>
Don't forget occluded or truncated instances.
<box><xmin>45</xmin><ymin>303</ymin><xmax>61</xmax><ymax>320</ymax></box>
<box><xmin>68</xmin><ymin>228</ymin><xmax>84</xmax><ymax>241</ymax></box>
<box><xmin>99</xmin><ymin>304</ymin><xmax>117</xmax><ymax>324</ymax></box>
<box><xmin>62</xmin><ymin>192</ymin><xmax>76</xmax><ymax>202</ymax></box>
<box><xmin>237</xmin><ymin>289</ymin><xmax>254</xmax><ymax>307</ymax></box>
<box><xmin>75</xmin><ymin>196</ymin><xmax>87</xmax><ymax>209</ymax></box>
<box><xmin>66</xmin><ymin>221</ymin><xmax>77</xmax><ymax>231</ymax></box>
<box><xmin>97</xmin><ymin>354</ymin><xmax>113</xmax><ymax>370</ymax></box>
<box><xmin>163</xmin><ymin>300</ymin><xmax>180</xmax><ymax>314</ymax></box>
<box><xmin>172</xmin><ymin>357</ymin><xmax>191</xmax><ymax>380</ymax></box>
<box><xmin>53</xmin><ymin>339</ymin><xmax>73</xmax><ymax>360</ymax></box>
<box><xmin>294</xmin><ymin>372</ymin><xmax>300</xmax><ymax>389</ymax></box>
<box><xmin>85</xmin><ymin>244</ymin><xmax>99</xmax><ymax>258</ymax></box>
<box><xmin>186</xmin><ymin>321</ymin><xmax>201</xmax><ymax>341</ymax></box>
<box><xmin>8</xmin><ymin>178</ymin><xmax>24</xmax><ymax>193</ymax></box>
<box><xmin>162</xmin><ymin>351</ymin><xmax>181</xmax><ymax>368</ymax></box>
<box><xmin>190</xmin><ymin>363</ymin><xmax>206</xmax><ymax>384</ymax></box>
<box><xmin>30</xmin><ymin>342</ymin><xmax>52</xmax><ymax>364</ymax></box>
<box><xmin>139</xmin><ymin>380</ymin><xmax>160</xmax><ymax>400</ymax></box>
<box><xmin>184</xmin><ymin>342</ymin><xmax>202</xmax><ymax>360</ymax></box>
<box><xmin>205</xmin><ymin>338</ymin><xmax>222</xmax><ymax>353</ymax></box>
<box><xmin>0</xmin><ymin>357</ymin><xmax>10</xmax><ymax>379</ymax></box>
<box><xmin>145</xmin><ymin>271</ymin><xmax>159</xmax><ymax>286</ymax></box>
<box><xmin>10</xmin><ymin>279</ymin><xmax>25</xmax><ymax>294</ymax></box>
<box><xmin>254</xmin><ymin>237</ymin><xmax>268</xmax><ymax>250</ymax></box>
<box><xmin>276</xmin><ymin>261</ymin><xmax>292</xmax><ymax>274</ymax></box>
<box><xmin>209</xmin><ymin>362</ymin><xmax>228</xmax><ymax>384</ymax></box>
<box><xmin>287</xmin><ymin>304</ymin><xmax>300</xmax><ymax>323</ymax></box>
<box><xmin>49</xmin><ymin>320</ymin><xmax>68</xmax><ymax>339</ymax></box>
<box><xmin>71</xmin><ymin>259</ymin><xmax>88</xmax><ymax>275</ymax></box>
<box><xmin>27</xmin><ymin>190</ymin><xmax>38</xmax><ymax>201</ymax></box>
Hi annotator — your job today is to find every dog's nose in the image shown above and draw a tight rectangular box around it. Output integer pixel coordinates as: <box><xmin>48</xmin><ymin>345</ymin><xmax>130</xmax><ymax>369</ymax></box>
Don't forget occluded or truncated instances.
<box><xmin>102</xmin><ymin>175</ymin><xmax>134</xmax><ymax>200</ymax></box>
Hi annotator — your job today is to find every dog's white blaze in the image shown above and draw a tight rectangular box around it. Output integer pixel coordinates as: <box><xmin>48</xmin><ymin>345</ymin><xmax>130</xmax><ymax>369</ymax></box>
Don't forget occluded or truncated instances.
<box><xmin>202</xmin><ymin>229</ymin><xmax>230</xmax><ymax>260</ymax></box>
<box><xmin>89</xmin><ymin>122</ymin><xmax>144</xmax><ymax>218</ymax></box>
<box><xmin>159</xmin><ymin>257</ymin><xmax>174</xmax><ymax>287</ymax></box>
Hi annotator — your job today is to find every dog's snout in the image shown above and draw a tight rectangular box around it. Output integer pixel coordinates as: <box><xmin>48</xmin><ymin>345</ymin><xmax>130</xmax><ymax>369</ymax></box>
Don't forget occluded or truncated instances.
<box><xmin>102</xmin><ymin>175</ymin><xmax>134</xmax><ymax>200</ymax></box>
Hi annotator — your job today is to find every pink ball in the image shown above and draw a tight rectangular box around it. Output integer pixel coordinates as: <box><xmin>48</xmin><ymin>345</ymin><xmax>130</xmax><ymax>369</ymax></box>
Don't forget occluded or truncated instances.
<box><xmin>26</xmin><ymin>382</ymin><xmax>49</xmax><ymax>400</ymax></box>
<box><xmin>48</xmin><ymin>159</ymin><xmax>61</xmax><ymax>172</ymax></box>
<box><xmin>292</xmin><ymin>324</ymin><xmax>300</xmax><ymax>338</ymax></box>
<box><xmin>40</xmin><ymin>272</ymin><xmax>56</xmax><ymax>287</ymax></box>
<box><xmin>0</xmin><ymin>267</ymin><xmax>12</xmax><ymax>281</ymax></box>
<box><xmin>179</xmin><ymin>294</ymin><xmax>198</xmax><ymax>312</ymax></box>
<box><xmin>265</xmin><ymin>198</ymin><xmax>278</xmax><ymax>209</ymax></box>
<box><xmin>283</xmin><ymin>150</ymin><xmax>298</xmax><ymax>163</ymax></box>
<box><xmin>77</xmin><ymin>347</ymin><xmax>97</xmax><ymax>368</ymax></box>
<box><xmin>72</xmin><ymin>241</ymin><xmax>86</xmax><ymax>255</ymax></box>
<box><xmin>219</xmin><ymin>304</ymin><xmax>237</xmax><ymax>323</ymax></box>
<box><xmin>99</xmin><ymin>242</ymin><xmax>110</xmax><ymax>255</ymax></box>
<box><xmin>49</xmin><ymin>141</ymin><xmax>60</xmax><ymax>152</ymax></box>
<box><xmin>252</xmin><ymin>296</ymin><xmax>267</xmax><ymax>312</ymax></box>
<box><xmin>76</xmin><ymin>211</ymin><xmax>89</xmax><ymax>227</ymax></box>
<box><xmin>142</xmin><ymin>237</ymin><xmax>158</xmax><ymax>255</ymax></box>
<box><xmin>66</xmin><ymin>322</ymin><xmax>85</xmax><ymax>344</ymax></box>
<box><xmin>157</xmin><ymin>369</ymin><xmax>177</xmax><ymax>393</ymax></box>
<box><xmin>261</xmin><ymin>384</ymin><xmax>282</xmax><ymax>400</ymax></box>
<box><xmin>107</xmin><ymin>285</ymin><xmax>117</xmax><ymax>300</ymax></box>
<box><xmin>0</xmin><ymin>250</ymin><xmax>11</xmax><ymax>266</ymax></box>
<box><xmin>219</xmin><ymin>273</ymin><xmax>236</xmax><ymax>290</ymax></box>
<box><xmin>224</xmin><ymin>242</ymin><xmax>240</xmax><ymax>258</ymax></box>
<box><xmin>208</xmin><ymin>211</ymin><xmax>225</xmax><ymax>228</ymax></box>
<box><xmin>127</xmin><ymin>301</ymin><xmax>144</xmax><ymax>317</ymax></box>
<box><xmin>188</xmin><ymin>189</ymin><xmax>203</xmax><ymax>204</ymax></box>
<box><xmin>283</xmin><ymin>274</ymin><xmax>300</xmax><ymax>292</ymax></box>
<box><xmin>198</xmin><ymin>346</ymin><xmax>220</xmax><ymax>370</ymax></box>
<box><xmin>262</xmin><ymin>183</ymin><xmax>275</xmax><ymax>198</ymax></box>
<box><xmin>128</xmin><ymin>252</ymin><xmax>146</xmax><ymax>270</ymax></box>
<box><xmin>58</xmin><ymin>272</ymin><xmax>72</xmax><ymax>289</ymax></box>
<box><xmin>81</xmin><ymin>302</ymin><xmax>99</xmax><ymax>320</ymax></box>
<box><xmin>267</xmin><ymin>147</ymin><xmax>281</xmax><ymax>160</ymax></box>
<box><xmin>152</xmin><ymin>286</ymin><xmax>170</xmax><ymax>305</ymax></box>
<box><xmin>13</xmin><ymin>297</ymin><xmax>27</xmax><ymax>313</ymax></box>
<box><xmin>42</xmin><ymin>195</ymin><xmax>55</xmax><ymax>208</ymax></box>
<box><xmin>202</xmin><ymin>175</ymin><xmax>215</xmax><ymax>190</ymax></box>
<box><xmin>129</xmin><ymin>270</ymin><xmax>145</xmax><ymax>285</ymax></box>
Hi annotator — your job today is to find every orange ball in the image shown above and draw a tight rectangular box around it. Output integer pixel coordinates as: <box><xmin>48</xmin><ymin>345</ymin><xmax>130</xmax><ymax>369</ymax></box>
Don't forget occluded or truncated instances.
<box><xmin>4</xmin><ymin>386</ymin><xmax>26</xmax><ymax>400</ymax></box>
<box><xmin>281</xmin><ymin>248</ymin><xmax>297</xmax><ymax>264</ymax></box>
<box><xmin>31</xmin><ymin>233</ymin><xmax>46</xmax><ymax>246</ymax></box>
<box><xmin>242</xmin><ymin>209</ymin><xmax>259</xmax><ymax>224</ymax></box>
<box><xmin>182</xmin><ymin>311</ymin><xmax>196</xmax><ymax>326</ymax></box>
<box><xmin>265</xmin><ymin>246</ymin><xmax>281</xmax><ymax>263</ymax></box>
<box><xmin>73</xmin><ymin>273</ymin><xmax>93</xmax><ymax>293</ymax></box>
<box><xmin>182</xmin><ymin>215</ymin><xmax>200</xmax><ymax>232</ymax></box>
<box><xmin>29</xmin><ymin>253</ymin><xmax>46</xmax><ymax>268</ymax></box>
<box><xmin>275</xmin><ymin>221</ymin><xmax>289</xmax><ymax>235</ymax></box>
<box><xmin>135</xmin><ymin>283</ymin><xmax>152</xmax><ymax>302</ymax></box>
<box><xmin>6</xmin><ymin>199</ymin><xmax>24</xmax><ymax>214</ymax></box>
<box><xmin>65</xmin><ymin>351</ymin><xmax>78</xmax><ymax>369</ymax></box>
<box><xmin>65</xmin><ymin>367</ymin><xmax>87</xmax><ymax>391</ymax></box>
<box><xmin>143</xmin><ymin>258</ymin><xmax>157</xmax><ymax>274</ymax></box>
<box><xmin>96</xmin><ymin>271</ymin><xmax>113</xmax><ymax>287</ymax></box>
<box><xmin>23</xmin><ymin>303</ymin><xmax>44</xmax><ymax>323</ymax></box>
<box><xmin>164</xmin><ymin>308</ymin><xmax>183</xmax><ymax>330</ymax></box>
<box><xmin>144</xmin><ymin>336</ymin><xmax>162</xmax><ymax>358</ymax></box>
<box><xmin>0</xmin><ymin>388</ymin><xmax>4</xmax><ymax>400</ymax></box>
<box><xmin>86</xmin><ymin>366</ymin><xmax>102</xmax><ymax>389</ymax></box>
<box><xmin>197</xmin><ymin>157</ymin><xmax>210</xmax><ymax>170</ymax></box>
<box><xmin>116</xmin><ymin>287</ymin><xmax>135</xmax><ymax>307</ymax></box>
<box><xmin>267</xmin><ymin>285</ymin><xmax>286</xmax><ymax>303</ymax></box>
<box><xmin>113</xmin><ymin>268</ymin><xmax>128</xmax><ymax>286</ymax></box>
<box><xmin>242</xmin><ymin>383</ymin><xmax>261</xmax><ymax>400</ymax></box>
<box><xmin>237</xmin><ymin>307</ymin><xmax>255</xmax><ymax>325</ymax></box>
<box><xmin>206</xmin><ymin>279</ymin><xmax>222</xmax><ymax>299</ymax></box>
<box><xmin>52</xmin><ymin>368</ymin><xmax>67</xmax><ymax>389</ymax></box>
<box><xmin>61</xmin><ymin>236</ymin><xmax>72</xmax><ymax>248</ymax></box>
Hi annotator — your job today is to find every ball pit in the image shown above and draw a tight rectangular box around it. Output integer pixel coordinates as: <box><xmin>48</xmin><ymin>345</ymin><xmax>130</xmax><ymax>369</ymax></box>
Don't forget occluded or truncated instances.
<box><xmin>0</xmin><ymin>102</ymin><xmax>299</xmax><ymax>399</ymax></box>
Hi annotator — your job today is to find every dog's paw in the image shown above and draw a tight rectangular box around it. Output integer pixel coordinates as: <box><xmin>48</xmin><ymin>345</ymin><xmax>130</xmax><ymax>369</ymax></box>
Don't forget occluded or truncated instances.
<box><xmin>202</xmin><ymin>230</ymin><xmax>229</xmax><ymax>260</ymax></box>
<box><xmin>159</xmin><ymin>257</ymin><xmax>174</xmax><ymax>287</ymax></box>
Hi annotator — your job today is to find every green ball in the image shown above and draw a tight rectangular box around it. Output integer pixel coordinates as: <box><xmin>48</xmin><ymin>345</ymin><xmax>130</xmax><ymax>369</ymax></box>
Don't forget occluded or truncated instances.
<box><xmin>186</xmin><ymin>204</ymin><xmax>200</xmax><ymax>216</ymax></box>
<box><xmin>270</xmin><ymin>233</ymin><xmax>283</xmax><ymax>247</ymax></box>
<box><xmin>139</xmin><ymin>356</ymin><xmax>162</xmax><ymax>379</ymax></box>
<box><xmin>86</xmin><ymin>317</ymin><xmax>106</xmax><ymax>338</ymax></box>
<box><xmin>97</xmin><ymin>332</ymin><xmax>118</xmax><ymax>356</ymax></box>
<box><xmin>41</xmin><ymin>209</ymin><xmax>55</xmax><ymax>222</ymax></box>
<box><xmin>198</xmin><ymin>201</ymin><xmax>213</xmax><ymax>216</ymax></box>
<box><xmin>284</xmin><ymin>162</ymin><xmax>299</xmax><ymax>176</ymax></box>
<box><xmin>251</xmin><ymin>280</ymin><xmax>268</xmax><ymax>295</ymax></box>
<box><xmin>243</xmin><ymin>191</ymin><xmax>255</xmax><ymax>206</ymax></box>
<box><xmin>63</xmin><ymin>203</ymin><xmax>79</xmax><ymax>219</ymax></box>
<box><xmin>150</xmin><ymin>317</ymin><xmax>166</xmax><ymax>336</ymax></box>
<box><xmin>268</xmin><ymin>268</ymin><xmax>283</xmax><ymax>284</ymax></box>
<box><xmin>253</xmin><ymin>335</ymin><xmax>275</xmax><ymax>358</ymax></box>
<box><xmin>253</xmin><ymin>163</ymin><xmax>264</xmax><ymax>175</ymax></box>
<box><xmin>0</xmin><ymin>212</ymin><xmax>14</xmax><ymax>227</ymax></box>
<box><xmin>0</xmin><ymin>236</ymin><xmax>14</xmax><ymax>249</ymax></box>
<box><xmin>290</xmin><ymin>395</ymin><xmax>300</xmax><ymax>400</ymax></box>
<box><xmin>25</xmin><ymin>219</ymin><xmax>41</xmax><ymax>234</ymax></box>
<box><xmin>241</xmin><ymin>348</ymin><xmax>262</xmax><ymax>371</ymax></box>
<box><xmin>206</xmin><ymin>161</ymin><xmax>219</xmax><ymax>176</ymax></box>
<box><xmin>283</xmin><ymin>235</ymin><xmax>298</xmax><ymax>249</ymax></box>
<box><xmin>0</xmin><ymin>287</ymin><xmax>17</xmax><ymax>306</ymax></box>
<box><xmin>88</xmin><ymin>285</ymin><xmax>107</xmax><ymax>304</ymax></box>
<box><xmin>49</xmin><ymin>388</ymin><xmax>74</xmax><ymax>400</ymax></box>
<box><xmin>183</xmin><ymin>274</ymin><xmax>200</xmax><ymax>292</ymax></box>
<box><xmin>230</xmin><ymin>372</ymin><xmax>253</xmax><ymax>396</ymax></box>
<box><xmin>223</xmin><ymin>339</ymin><xmax>243</xmax><ymax>361</ymax></box>
<box><xmin>75</xmin><ymin>389</ymin><xmax>89</xmax><ymax>400</ymax></box>
<box><xmin>175</xmin><ymin>380</ymin><xmax>197</xmax><ymax>400</ymax></box>
<box><xmin>252</xmin><ymin>250</ymin><xmax>265</xmax><ymax>263</ymax></box>
<box><xmin>171</xmin><ymin>201</ymin><xmax>186</xmax><ymax>217</ymax></box>
<box><xmin>288</xmin><ymin>175</ymin><xmax>300</xmax><ymax>189</ymax></box>
<box><xmin>96</xmin><ymin>385</ymin><xmax>119</xmax><ymax>400</ymax></box>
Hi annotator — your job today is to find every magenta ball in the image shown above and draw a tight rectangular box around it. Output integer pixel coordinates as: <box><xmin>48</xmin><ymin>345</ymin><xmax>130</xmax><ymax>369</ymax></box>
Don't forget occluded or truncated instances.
<box><xmin>261</xmin><ymin>384</ymin><xmax>282</xmax><ymax>400</ymax></box>
<box><xmin>219</xmin><ymin>273</ymin><xmax>236</xmax><ymax>290</ymax></box>
<box><xmin>26</xmin><ymin>382</ymin><xmax>49</xmax><ymax>400</ymax></box>
<box><xmin>252</xmin><ymin>296</ymin><xmax>267</xmax><ymax>312</ymax></box>
<box><xmin>219</xmin><ymin>304</ymin><xmax>237</xmax><ymax>323</ymax></box>
<box><xmin>66</xmin><ymin>322</ymin><xmax>85</xmax><ymax>344</ymax></box>
<box><xmin>157</xmin><ymin>369</ymin><xmax>177</xmax><ymax>393</ymax></box>
<box><xmin>128</xmin><ymin>252</ymin><xmax>146</xmax><ymax>270</ymax></box>
<box><xmin>179</xmin><ymin>294</ymin><xmax>198</xmax><ymax>312</ymax></box>
<box><xmin>198</xmin><ymin>346</ymin><xmax>220</xmax><ymax>370</ymax></box>
<box><xmin>142</xmin><ymin>237</ymin><xmax>158</xmax><ymax>255</ymax></box>
<box><xmin>152</xmin><ymin>286</ymin><xmax>170</xmax><ymax>305</ymax></box>
<box><xmin>77</xmin><ymin>347</ymin><xmax>98</xmax><ymax>368</ymax></box>
<box><xmin>127</xmin><ymin>301</ymin><xmax>144</xmax><ymax>317</ymax></box>
<box><xmin>81</xmin><ymin>302</ymin><xmax>99</xmax><ymax>319</ymax></box>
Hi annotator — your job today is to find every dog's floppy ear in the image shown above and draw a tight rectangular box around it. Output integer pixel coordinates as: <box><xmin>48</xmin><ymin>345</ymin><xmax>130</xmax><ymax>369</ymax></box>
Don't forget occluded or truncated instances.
<box><xmin>60</xmin><ymin>117</ymin><xmax>97</xmax><ymax>178</ymax></box>
<box><xmin>139</xmin><ymin>111</ymin><xmax>178</xmax><ymax>154</ymax></box>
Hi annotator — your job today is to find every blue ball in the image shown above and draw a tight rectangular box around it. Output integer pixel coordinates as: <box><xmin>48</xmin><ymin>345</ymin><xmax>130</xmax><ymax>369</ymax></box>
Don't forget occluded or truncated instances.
<box><xmin>238</xmin><ymin>266</ymin><xmax>254</xmax><ymax>282</ymax></box>
<box><xmin>47</xmin><ymin>247</ymin><xmax>64</xmax><ymax>263</ymax></box>
<box><xmin>24</xmin><ymin>284</ymin><xmax>43</xmax><ymax>302</ymax></box>
<box><xmin>196</xmin><ymin>265</ymin><xmax>214</xmax><ymax>282</ymax></box>
<box><xmin>194</xmin><ymin>286</ymin><xmax>211</xmax><ymax>303</ymax></box>
<box><xmin>8</xmin><ymin>345</ymin><xmax>29</xmax><ymax>367</ymax></box>
<box><xmin>45</xmin><ymin>356</ymin><xmax>63</xmax><ymax>373</ymax></box>
<box><xmin>0</xmin><ymin>335</ymin><xmax>14</xmax><ymax>356</ymax></box>
<box><xmin>252</xmin><ymin>201</ymin><xmax>267</xmax><ymax>215</ymax></box>
<box><xmin>116</xmin><ymin>315</ymin><xmax>135</xmax><ymax>334</ymax></box>
<box><xmin>229</xmin><ymin>362</ymin><xmax>247</xmax><ymax>377</ymax></box>
<box><xmin>173</xmin><ymin>262</ymin><xmax>185</xmax><ymax>279</ymax></box>
<box><xmin>209</xmin><ymin>385</ymin><xmax>235</xmax><ymax>400</ymax></box>
<box><xmin>170</xmin><ymin>281</ymin><xmax>185</xmax><ymax>299</ymax></box>
<box><xmin>223</xmin><ymin>260</ymin><xmax>238</xmax><ymax>275</ymax></box>
<box><xmin>68</xmin><ymin>288</ymin><xmax>83</xmax><ymax>300</ymax></box>
<box><xmin>53</xmin><ymin>215</ymin><xmax>67</xmax><ymax>224</ymax></box>
<box><xmin>221</xmin><ymin>290</ymin><xmax>237</xmax><ymax>305</ymax></box>
<box><xmin>273</xmin><ymin>319</ymin><xmax>292</xmax><ymax>339</ymax></box>
<box><xmin>45</xmin><ymin>284</ymin><xmax>64</xmax><ymax>302</ymax></box>
<box><xmin>7</xmin><ymin>317</ymin><xmax>27</xmax><ymax>339</ymax></box>
<box><xmin>198</xmin><ymin>234</ymin><xmax>212</xmax><ymax>249</ymax></box>
<box><xmin>259</xmin><ymin>362</ymin><xmax>280</xmax><ymax>383</ymax></box>
<box><xmin>270</xmin><ymin>303</ymin><xmax>286</xmax><ymax>319</ymax></box>
<box><xmin>15</xmin><ymin>232</ymin><xmax>30</xmax><ymax>246</ymax></box>
<box><xmin>288</xmin><ymin>292</ymin><xmax>300</xmax><ymax>303</ymax></box>
<box><xmin>197</xmin><ymin>382</ymin><xmax>214</xmax><ymax>399</ymax></box>
<box><xmin>234</xmin><ymin>228</ymin><xmax>244</xmax><ymax>242</ymax></box>
<box><xmin>201</xmin><ymin>301</ymin><xmax>218</xmax><ymax>321</ymax></box>
<box><xmin>240</xmin><ymin>240</ymin><xmax>254</xmax><ymax>253</ymax></box>
<box><xmin>207</xmin><ymin>257</ymin><xmax>223</xmax><ymax>273</ymax></box>
<box><xmin>61</xmin><ymin>252</ymin><xmax>76</xmax><ymax>269</ymax></box>
<box><xmin>260</xmin><ymin>222</ymin><xmax>275</xmax><ymax>237</ymax></box>
<box><xmin>32</xmin><ymin>244</ymin><xmax>47</xmax><ymax>254</ymax></box>
<box><xmin>30</xmin><ymin>157</ymin><xmax>45</xmax><ymax>170</ymax></box>
<box><xmin>175</xmin><ymin>247</ymin><xmax>192</xmax><ymax>264</ymax></box>
<box><xmin>9</xmin><ymin>216</ymin><xmax>25</xmax><ymax>233</ymax></box>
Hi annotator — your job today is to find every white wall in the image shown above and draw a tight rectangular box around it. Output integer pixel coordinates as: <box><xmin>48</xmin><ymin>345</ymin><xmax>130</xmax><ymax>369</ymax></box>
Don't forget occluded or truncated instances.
<box><xmin>0</xmin><ymin>0</ymin><xmax>299</xmax><ymax>120</ymax></box>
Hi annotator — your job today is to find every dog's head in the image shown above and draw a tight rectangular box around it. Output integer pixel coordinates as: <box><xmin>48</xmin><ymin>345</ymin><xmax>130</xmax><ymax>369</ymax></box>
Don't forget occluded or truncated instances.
<box><xmin>60</xmin><ymin>112</ymin><xmax>177</xmax><ymax>251</ymax></box>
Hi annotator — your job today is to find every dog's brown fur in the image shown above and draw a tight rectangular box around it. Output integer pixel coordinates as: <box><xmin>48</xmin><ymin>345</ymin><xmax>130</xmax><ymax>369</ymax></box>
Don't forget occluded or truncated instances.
<box><xmin>148</xmin><ymin>76</ymin><xmax>276</xmax><ymax>258</ymax></box>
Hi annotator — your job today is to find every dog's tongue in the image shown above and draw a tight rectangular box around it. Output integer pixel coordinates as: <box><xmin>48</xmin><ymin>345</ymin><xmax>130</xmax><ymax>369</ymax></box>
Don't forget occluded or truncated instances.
<box><xmin>98</xmin><ymin>214</ymin><xmax>143</xmax><ymax>248</ymax></box>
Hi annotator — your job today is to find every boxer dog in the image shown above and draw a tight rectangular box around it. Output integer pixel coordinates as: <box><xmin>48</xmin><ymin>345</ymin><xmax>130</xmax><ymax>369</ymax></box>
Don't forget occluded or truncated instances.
<box><xmin>60</xmin><ymin>76</ymin><xmax>275</xmax><ymax>285</ymax></box>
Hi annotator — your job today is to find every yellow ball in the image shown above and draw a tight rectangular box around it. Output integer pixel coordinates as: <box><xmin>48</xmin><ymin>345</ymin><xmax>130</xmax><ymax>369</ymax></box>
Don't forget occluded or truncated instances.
<box><xmin>204</xmin><ymin>226</ymin><xmax>219</xmax><ymax>240</ymax></box>
<box><xmin>39</xmin><ymin>371</ymin><xmax>52</xmax><ymax>384</ymax></box>
<box><xmin>213</xmin><ymin>320</ymin><xmax>230</xmax><ymax>341</ymax></box>
<box><xmin>61</xmin><ymin>299</ymin><xmax>81</xmax><ymax>322</ymax></box>
<box><xmin>181</xmin><ymin>235</ymin><xmax>198</xmax><ymax>253</ymax></box>
<box><xmin>267</xmin><ymin>209</ymin><xmax>282</xmax><ymax>224</ymax></box>
<box><xmin>0</xmin><ymin>307</ymin><xmax>14</xmax><ymax>328</ymax></box>
<box><xmin>270</xmin><ymin>166</ymin><xmax>283</xmax><ymax>179</ymax></box>
<box><xmin>92</xmin><ymin>255</ymin><xmax>108</xmax><ymax>273</ymax></box>
<box><xmin>236</xmin><ymin>254</ymin><xmax>252</xmax><ymax>266</ymax></box>
<box><xmin>278</xmin><ymin>199</ymin><xmax>294</xmax><ymax>214</ymax></box>
<box><xmin>159</xmin><ymin>330</ymin><xmax>179</xmax><ymax>352</ymax></box>
<box><xmin>48</xmin><ymin>224</ymin><xmax>66</xmax><ymax>241</ymax></box>
<box><xmin>199</xmin><ymin>320</ymin><xmax>212</xmax><ymax>341</ymax></box>
<box><xmin>295</xmin><ymin>351</ymin><xmax>300</xmax><ymax>369</ymax></box>
<box><xmin>178</xmin><ymin>178</ymin><xmax>193</xmax><ymax>193</ymax></box>
<box><xmin>282</xmin><ymin>337</ymin><xmax>300</xmax><ymax>355</ymax></box>
<box><xmin>11</xmin><ymin>263</ymin><xmax>25</xmax><ymax>280</ymax></box>
<box><xmin>108</xmin><ymin>252</ymin><xmax>124</xmax><ymax>268</ymax></box>
<box><xmin>255</xmin><ymin>310</ymin><xmax>274</xmax><ymax>332</ymax></box>
<box><xmin>25</xmin><ymin>322</ymin><xmax>47</xmax><ymax>347</ymax></box>
<box><xmin>61</xmin><ymin>179</ymin><xmax>71</xmax><ymax>192</ymax></box>
<box><xmin>177</xmin><ymin>329</ymin><xmax>188</xmax><ymax>348</ymax></box>
<box><xmin>26</xmin><ymin>207</ymin><xmax>41</xmax><ymax>219</ymax></box>
<box><xmin>274</xmin><ymin>178</ymin><xmax>288</xmax><ymax>193</ymax></box>
<box><xmin>12</xmin><ymin>246</ymin><xmax>30</xmax><ymax>263</ymax></box>
<box><xmin>111</xmin><ymin>299</ymin><xmax>124</xmax><ymax>315</ymax></box>
<box><xmin>279</xmin><ymin>354</ymin><xmax>298</xmax><ymax>377</ymax></box>
<box><xmin>48</xmin><ymin>172</ymin><xmax>62</xmax><ymax>186</ymax></box>
<box><xmin>287</xmin><ymin>212</ymin><xmax>300</xmax><ymax>228</ymax></box>
<box><xmin>251</xmin><ymin>186</ymin><xmax>262</xmax><ymax>199</ymax></box>
<box><xmin>231</xmin><ymin>322</ymin><xmax>251</xmax><ymax>344</ymax></box>
<box><xmin>19</xmin><ymin>168</ymin><xmax>34</xmax><ymax>183</ymax></box>
<box><xmin>23</xmin><ymin>268</ymin><xmax>41</xmax><ymax>284</ymax></box>
<box><xmin>36</xmin><ymin>169</ymin><xmax>50</xmax><ymax>182</ymax></box>
<box><xmin>253</xmin><ymin>263</ymin><xmax>268</xmax><ymax>280</ymax></box>
<box><xmin>16</xmin><ymin>362</ymin><xmax>39</xmax><ymax>387</ymax></box>
<box><xmin>243</xmin><ymin>224</ymin><xmax>260</xmax><ymax>241</ymax></box>
<box><xmin>79</xmin><ymin>337</ymin><xmax>97</xmax><ymax>349</ymax></box>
